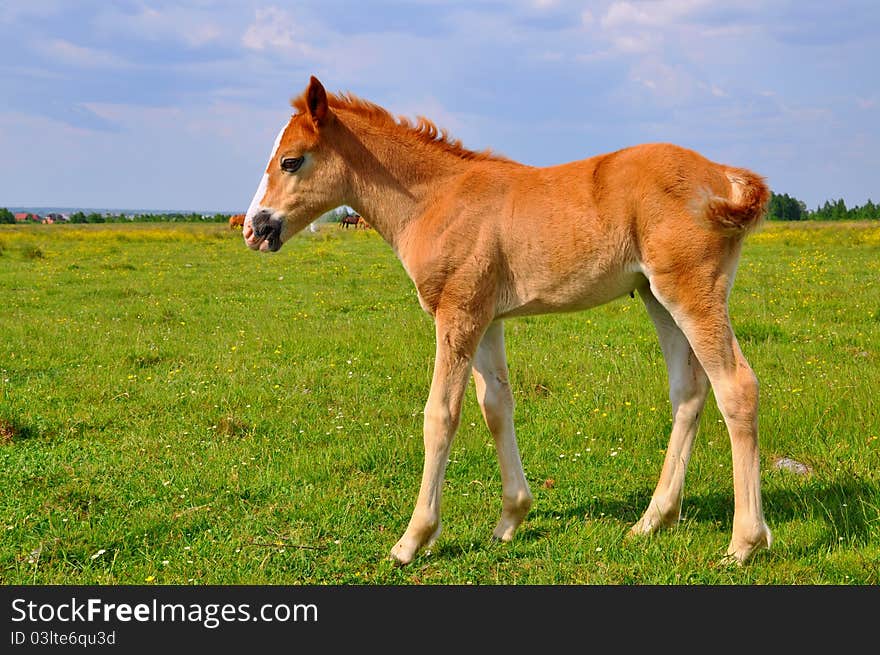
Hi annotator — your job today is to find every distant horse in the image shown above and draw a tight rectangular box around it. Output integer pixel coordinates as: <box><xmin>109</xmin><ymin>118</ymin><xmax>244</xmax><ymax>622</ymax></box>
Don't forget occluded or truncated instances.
<box><xmin>339</xmin><ymin>214</ymin><xmax>360</xmax><ymax>229</ymax></box>
<box><xmin>241</xmin><ymin>76</ymin><xmax>772</xmax><ymax>566</ymax></box>
<box><xmin>356</xmin><ymin>216</ymin><xmax>371</xmax><ymax>229</ymax></box>
<box><xmin>229</xmin><ymin>214</ymin><xmax>245</xmax><ymax>229</ymax></box>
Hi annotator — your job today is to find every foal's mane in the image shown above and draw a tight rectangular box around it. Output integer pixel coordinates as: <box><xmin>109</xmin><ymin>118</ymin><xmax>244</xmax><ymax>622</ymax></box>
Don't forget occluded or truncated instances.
<box><xmin>291</xmin><ymin>90</ymin><xmax>507</xmax><ymax>162</ymax></box>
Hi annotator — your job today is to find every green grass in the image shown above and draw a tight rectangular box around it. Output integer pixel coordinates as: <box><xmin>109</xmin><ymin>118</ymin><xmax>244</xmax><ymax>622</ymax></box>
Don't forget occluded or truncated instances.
<box><xmin>1</xmin><ymin>220</ymin><xmax>878</xmax><ymax>584</ymax></box>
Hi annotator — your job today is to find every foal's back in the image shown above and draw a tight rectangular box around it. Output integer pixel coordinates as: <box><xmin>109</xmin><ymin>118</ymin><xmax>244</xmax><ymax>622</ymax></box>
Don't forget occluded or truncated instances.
<box><xmin>413</xmin><ymin>142</ymin><xmax>756</xmax><ymax>319</ymax></box>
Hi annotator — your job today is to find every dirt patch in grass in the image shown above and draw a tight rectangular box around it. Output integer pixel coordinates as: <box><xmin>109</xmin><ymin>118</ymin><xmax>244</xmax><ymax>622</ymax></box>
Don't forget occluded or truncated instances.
<box><xmin>0</xmin><ymin>419</ymin><xmax>15</xmax><ymax>445</ymax></box>
<box><xmin>216</xmin><ymin>415</ymin><xmax>253</xmax><ymax>438</ymax></box>
<box><xmin>0</xmin><ymin>418</ymin><xmax>38</xmax><ymax>444</ymax></box>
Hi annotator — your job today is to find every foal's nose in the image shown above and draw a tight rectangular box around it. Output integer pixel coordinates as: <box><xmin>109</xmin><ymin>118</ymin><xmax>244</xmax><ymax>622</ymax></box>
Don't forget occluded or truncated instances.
<box><xmin>251</xmin><ymin>209</ymin><xmax>274</xmax><ymax>238</ymax></box>
<box><xmin>250</xmin><ymin>209</ymin><xmax>284</xmax><ymax>251</ymax></box>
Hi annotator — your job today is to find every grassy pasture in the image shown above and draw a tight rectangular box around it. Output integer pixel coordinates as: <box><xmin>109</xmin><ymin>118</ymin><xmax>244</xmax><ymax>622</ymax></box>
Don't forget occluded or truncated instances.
<box><xmin>0</xmin><ymin>220</ymin><xmax>878</xmax><ymax>584</ymax></box>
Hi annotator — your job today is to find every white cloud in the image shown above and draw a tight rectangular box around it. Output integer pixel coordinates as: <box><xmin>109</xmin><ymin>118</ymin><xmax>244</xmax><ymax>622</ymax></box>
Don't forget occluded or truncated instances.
<box><xmin>580</xmin><ymin>0</ymin><xmax>760</xmax><ymax>108</ymax></box>
<box><xmin>241</xmin><ymin>6</ymin><xmax>318</xmax><ymax>58</ymax></box>
<box><xmin>601</xmin><ymin>1</ymin><xmax>651</xmax><ymax>29</ymax></box>
<box><xmin>581</xmin><ymin>9</ymin><xmax>595</xmax><ymax>28</ymax></box>
<box><xmin>44</xmin><ymin>39</ymin><xmax>131</xmax><ymax>69</ymax></box>
<box><xmin>0</xmin><ymin>1</ymin><xmax>65</xmax><ymax>24</ymax></box>
<box><xmin>627</xmin><ymin>58</ymin><xmax>703</xmax><ymax>106</ymax></box>
<box><xmin>609</xmin><ymin>33</ymin><xmax>657</xmax><ymax>54</ymax></box>
<box><xmin>94</xmin><ymin>5</ymin><xmax>224</xmax><ymax>48</ymax></box>
<box><xmin>597</xmin><ymin>0</ymin><xmax>712</xmax><ymax>56</ymax></box>
<box><xmin>79</xmin><ymin>102</ymin><xmax>183</xmax><ymax>126</ymax></box>
<box><xmin>602</xmin><ymin>0</ymin><xmax>709</xmax><ymax>29</ymax></box>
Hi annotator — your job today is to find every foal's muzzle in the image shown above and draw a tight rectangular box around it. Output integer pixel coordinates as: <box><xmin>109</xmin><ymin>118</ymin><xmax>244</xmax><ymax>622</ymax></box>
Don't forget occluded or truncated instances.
<box><xmin>247</xmin><ymin>209</ymin><xmax>283</xmax><ymax>252</ymax></box>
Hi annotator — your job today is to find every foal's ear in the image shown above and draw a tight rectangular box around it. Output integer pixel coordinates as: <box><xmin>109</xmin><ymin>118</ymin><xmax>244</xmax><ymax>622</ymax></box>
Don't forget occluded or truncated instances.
<box><xmin>306</xmin><ymin>76</ymin><xmax>329</xmax><ymax>128</ymax></box>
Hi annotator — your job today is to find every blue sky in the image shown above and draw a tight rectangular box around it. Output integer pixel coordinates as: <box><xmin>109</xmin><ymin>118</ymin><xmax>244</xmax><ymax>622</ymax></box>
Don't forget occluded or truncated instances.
<box><xmin>1</xmin><ymin>0</ymin><xmax>877</xmax><ymax>211</ymax></box>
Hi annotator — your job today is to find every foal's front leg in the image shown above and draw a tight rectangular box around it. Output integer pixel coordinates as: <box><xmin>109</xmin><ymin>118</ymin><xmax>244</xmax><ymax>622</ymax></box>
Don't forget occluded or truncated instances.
<box><xmin>390</xmin><ymin>316</ymin><xmax>483</xmax><ymax>566</ymax></box>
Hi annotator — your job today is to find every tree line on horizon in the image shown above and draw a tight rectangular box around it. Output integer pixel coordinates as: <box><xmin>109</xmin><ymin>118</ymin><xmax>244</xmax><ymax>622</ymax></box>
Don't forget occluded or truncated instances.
<box><xmin>767</xmin><ymin>192</ymin><xmax>878</xmax><ymax>221</ymax></box>
<box><xmin>0</xmin><ymin>208</ymin><xmax>230</xmax><ymax>224</ymax></box>
<box><xmin>1</xmin><ymin>193</ymin><xmax>877</xmax><ymax>225</ymax></box>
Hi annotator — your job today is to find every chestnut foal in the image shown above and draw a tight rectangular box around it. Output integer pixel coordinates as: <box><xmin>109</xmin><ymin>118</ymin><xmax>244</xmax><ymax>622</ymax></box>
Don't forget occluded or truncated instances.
<box><xmin>243</xmin><ymin>76</ymin><xmax>772</xmax><ymax>565</ymax></box>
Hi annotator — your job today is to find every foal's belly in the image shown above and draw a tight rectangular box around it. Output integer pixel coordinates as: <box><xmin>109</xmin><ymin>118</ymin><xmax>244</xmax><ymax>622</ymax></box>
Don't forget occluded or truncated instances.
<box><xmin>497</xmin><ymin>269</ymin><xmax>646</xmax><ymax>319</ymax></box>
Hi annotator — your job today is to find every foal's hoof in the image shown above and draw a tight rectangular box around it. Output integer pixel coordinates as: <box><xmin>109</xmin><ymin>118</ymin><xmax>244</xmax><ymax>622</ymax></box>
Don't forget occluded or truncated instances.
<box><xmin>629</xmin><ymin>516</ymin><xmax>658</xmax><ymax>537</ymax></box>
<box><xmin>492</xmin><ymin>494</ymin><xmax>533</xmax><ymax>542</ymax></box>
<box><xmin>724</xmin><ymin>524</ymin><xmax>773</xmax><ymax>565</ymax></box>
<box><xmin>491</xmin><ymin>520</ymin><xmax>519</xmax><ymax>542</ymax></box>
<box><xmin>389</xmin><ymin>547</ymin><xmax>414</xmax><ymax>567</ymax></box>
<box><xmin>389</xmin><ymin>537</ymin><xmax>420</xmax><ymax>566</ymax></box>
<box><xmin>629</xmin><ymin>510</ymin><xmax>677</xmax><ymax>537</ymax></box>
<box><xmin>389</xmin><ymin>524</ymin><xmax>442</xmax><ymax>566</ymax></box>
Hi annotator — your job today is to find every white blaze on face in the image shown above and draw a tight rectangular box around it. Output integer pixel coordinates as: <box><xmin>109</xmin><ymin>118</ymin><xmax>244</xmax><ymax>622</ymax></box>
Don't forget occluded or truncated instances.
<box><xmin>243</xmin><ymin>120</ymin><xmax>288</xmax><ymax>244</ymax></box>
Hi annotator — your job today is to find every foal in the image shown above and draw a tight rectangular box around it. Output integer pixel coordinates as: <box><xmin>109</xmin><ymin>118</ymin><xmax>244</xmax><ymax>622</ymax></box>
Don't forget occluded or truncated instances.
<box><xmin>243</xmin><ymin>76</ymin><xmax>772</xmax><ymax>565</ymax></box>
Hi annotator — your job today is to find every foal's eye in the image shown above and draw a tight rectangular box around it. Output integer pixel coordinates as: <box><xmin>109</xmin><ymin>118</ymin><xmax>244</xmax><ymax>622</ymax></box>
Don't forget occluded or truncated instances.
<box><xmin>280</xmin><ymin>156</ymin><xmax>305</xmax><ymax>173</ymax></box>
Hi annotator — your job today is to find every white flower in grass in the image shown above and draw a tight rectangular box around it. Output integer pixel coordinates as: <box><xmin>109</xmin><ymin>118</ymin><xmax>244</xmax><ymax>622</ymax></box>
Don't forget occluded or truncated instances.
<box><xmin>90</xmin><ymin>549</ymin><xmax>107</xmax><ymax>560</ymax></box>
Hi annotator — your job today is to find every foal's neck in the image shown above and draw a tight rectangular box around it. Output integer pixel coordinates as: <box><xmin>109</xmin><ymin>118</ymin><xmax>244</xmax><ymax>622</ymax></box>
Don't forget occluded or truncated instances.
<box><xmin>336</xmin><ymin>112</ymin><xmax>462</xmax><ymax>251</ymax></box>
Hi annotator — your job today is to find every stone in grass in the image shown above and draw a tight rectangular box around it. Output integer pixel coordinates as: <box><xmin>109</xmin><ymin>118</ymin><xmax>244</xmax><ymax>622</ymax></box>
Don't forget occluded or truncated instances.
<box><xmin>772</xmin><ymin>456</ymin><xmax>812</xmax><ymax>476</ymax></box>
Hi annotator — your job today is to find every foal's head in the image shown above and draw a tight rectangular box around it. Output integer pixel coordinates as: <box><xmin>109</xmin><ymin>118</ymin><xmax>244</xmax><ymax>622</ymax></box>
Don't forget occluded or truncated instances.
<box><xmin>243</xmin><ymin>76</ymin><xmax>347</xmax><ymax>252</ymax></box>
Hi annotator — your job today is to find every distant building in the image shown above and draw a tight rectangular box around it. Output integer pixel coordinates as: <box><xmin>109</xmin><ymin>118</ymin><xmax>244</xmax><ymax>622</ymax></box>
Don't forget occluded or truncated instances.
<box><xmin>14</xmin><ymin>212</ymin><xmax>42</xmax><ymax>223</ymax></box>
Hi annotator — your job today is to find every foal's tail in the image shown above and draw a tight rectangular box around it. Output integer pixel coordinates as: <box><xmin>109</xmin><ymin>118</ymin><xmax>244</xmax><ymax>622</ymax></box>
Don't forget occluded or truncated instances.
<box><xmin>702</xmin><ymin>167</ymin><xmax>770</xmax><ymax>236</ymax></box>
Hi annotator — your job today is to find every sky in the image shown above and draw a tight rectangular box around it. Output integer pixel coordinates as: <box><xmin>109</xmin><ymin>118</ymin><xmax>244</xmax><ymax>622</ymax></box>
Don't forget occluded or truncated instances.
<box><xmin>1</xmin><ymin>0</ymin><xmax>878</xmax><ymax>212</ymax></box>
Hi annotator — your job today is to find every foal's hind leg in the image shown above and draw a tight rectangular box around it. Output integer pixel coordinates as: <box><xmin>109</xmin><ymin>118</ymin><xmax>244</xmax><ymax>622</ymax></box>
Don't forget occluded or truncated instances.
<box><xmin>631</xmin><ymin>287</ymin><xmax>710</xmax><ymax>536</ymax></box>
<box><xmin>472</xmin><ymin>321</ymin><xmax>533</xmax><ymax>541</ymax></box>
<box><xmin>649</xmin><ymin>275</ymin><xmax>771</xmax><ymax>563</ymax></box>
